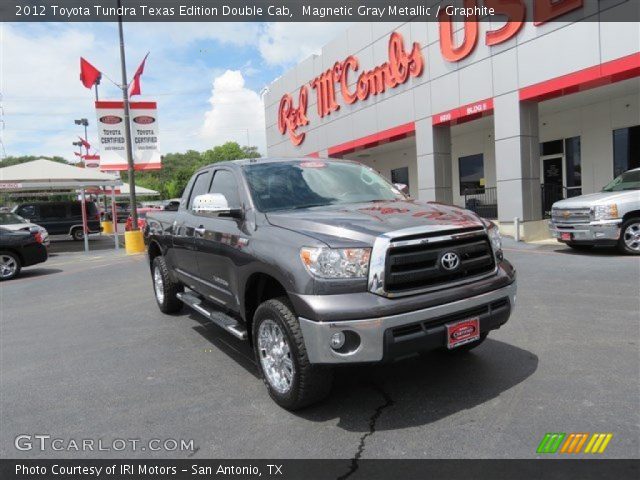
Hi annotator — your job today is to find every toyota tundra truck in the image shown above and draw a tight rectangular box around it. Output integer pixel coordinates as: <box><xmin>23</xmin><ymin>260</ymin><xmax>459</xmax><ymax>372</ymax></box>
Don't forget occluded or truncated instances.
<box><xmin>146</xmin><ymin>158</ymin><xmax>516</xmax><ymax>409</ymax></box>
<box><xmin>549</xmin><ymin>167</ymin><xmax>640</xmax><ymax>254</ymax></box>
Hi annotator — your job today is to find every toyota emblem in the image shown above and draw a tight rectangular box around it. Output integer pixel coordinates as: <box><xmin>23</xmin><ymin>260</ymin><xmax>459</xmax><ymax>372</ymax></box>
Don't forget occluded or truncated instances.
<box><xmin>441</xmin><ymin>252</ymin><xmax>460</xmax><ymax>271</ymax></box>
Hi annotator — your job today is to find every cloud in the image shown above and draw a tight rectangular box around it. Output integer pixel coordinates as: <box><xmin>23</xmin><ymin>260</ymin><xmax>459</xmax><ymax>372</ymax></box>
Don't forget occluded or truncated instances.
<box><xmin>257</xmin><ymin>23</ymin><xmax>351</xmax><ymax>67</ymax></box>
<box><xmin>201</xmin><ymin>70</ymin><xmax>266</xmax><ymax>154</ymax></box>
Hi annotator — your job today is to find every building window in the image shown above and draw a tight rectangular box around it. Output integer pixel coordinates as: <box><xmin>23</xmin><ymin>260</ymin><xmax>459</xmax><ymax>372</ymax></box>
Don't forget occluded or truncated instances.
<box><xmin>613</xmin><ymin>126</ymin><xmax>640</xmax><ymax>177</ymax></box>
<box><xmin>391</xmin><ymin>167</ymin><xmax>409</xmax><ymax>190</ymax></box>
<box><xmin>540</xmin><ymin>139</ymin><xmax>563</xmax><ymax>156</ymax></box>
<box><xmin>564</xmin><ymin>136</ymin><xmax>581</xmax><ymax>190</ymax></box>
<box><xmin>458</xmin><ymin>154</ymin><xmax>484</xmax><ymax>194</ymax></box>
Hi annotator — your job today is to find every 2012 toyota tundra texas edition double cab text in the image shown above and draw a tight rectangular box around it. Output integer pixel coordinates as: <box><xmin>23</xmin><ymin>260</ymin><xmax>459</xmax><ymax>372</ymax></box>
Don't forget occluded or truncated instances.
<box><xmin>145</xmin><ymin>158</ymin><xmax>516</xmax><ymax>410</ymax></box>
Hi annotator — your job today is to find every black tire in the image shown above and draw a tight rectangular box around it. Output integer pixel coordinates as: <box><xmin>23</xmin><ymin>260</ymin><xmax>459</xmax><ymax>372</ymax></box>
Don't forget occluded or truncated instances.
<box><xmin>253</xmin><ymin>297</ymin><xmax>333</xmax><ymax>410</ymax></box>
<box><xmin>445</xmin><ymin>332</ymin><xmax>488</xmax><ymax>354</ymax></box>
<box><xmin>151</xmin><ymin>256</ymin><xmax>183</xmax><ymax>313</ymax></box>
<box><xmin>0</xmin><ymin>251</ymin><xmax>22</xmax><ymax>281</ymax></box>
<box><xmin>71</xmin><ymin>227</ymin><xmax>84</xmax><ymax>241</ymax></box>
<box><xmin>566</xmin><ymin>242</ymin><xmax>593</xmax><ymax>251</ymax></box>
<box><xmin>618</xmin><ymin>218</ymin><xmax>640</xmax><ymax>255</ymax></box>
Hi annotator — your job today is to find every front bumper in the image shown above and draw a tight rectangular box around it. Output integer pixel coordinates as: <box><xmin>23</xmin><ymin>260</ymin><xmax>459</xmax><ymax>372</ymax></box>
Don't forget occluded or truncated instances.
<box><xmin>298</xmin><ymin>281</ymin><xmax>516</xmax><ymax>364</ymax></box>
<box><xmin>549</xmin><ymin>220</ymin><xmax>621</xmax><ymax>243</ymax></box>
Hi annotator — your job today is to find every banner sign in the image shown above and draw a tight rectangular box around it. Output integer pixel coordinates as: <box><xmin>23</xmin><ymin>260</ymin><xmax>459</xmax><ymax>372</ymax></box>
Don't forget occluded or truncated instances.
<box><xmin>83</xmin><ymin>154</ymin><xmax>100</xmax><ymax>168</ymax></box>
<box><xmin>95</xmin><ymin>100</ymin><xmax>161</xmax><ymax>171</ymax></box>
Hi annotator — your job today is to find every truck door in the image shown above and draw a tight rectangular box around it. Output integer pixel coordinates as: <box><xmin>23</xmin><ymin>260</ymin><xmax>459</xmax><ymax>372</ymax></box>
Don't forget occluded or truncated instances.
<box><xmin>194</xmin><ymin>168</ymin><xmax>250</xmax><ymax>311</ymax></box>
<box><xmin>172</xmin><ymin>169</ymin><xmax>212</xmax><ymax>287</ymax></box>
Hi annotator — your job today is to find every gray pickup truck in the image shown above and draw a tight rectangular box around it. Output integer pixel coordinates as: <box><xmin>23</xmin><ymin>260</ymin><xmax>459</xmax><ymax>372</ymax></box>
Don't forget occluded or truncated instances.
<box><xmin>145</xmin><ymin>158</ymin><xmax>516</xmax><ymax>409</ymax></box>
<box><xmin>549</xmin><ymin>168</ymin><xmax>640</xmax><ymax>254</ymax></box>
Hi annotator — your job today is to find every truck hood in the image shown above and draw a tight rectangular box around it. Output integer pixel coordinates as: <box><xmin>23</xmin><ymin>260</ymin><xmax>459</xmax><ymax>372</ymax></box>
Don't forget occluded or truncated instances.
<box><xmin>553</xmin><ymin>190</ymin><xmax>639</xmax><ymax>208</ymax></box>
<box><xmin>265</xmin><ymin>199</ymin><xmax>483</xmax><ymax>247</ymax></box>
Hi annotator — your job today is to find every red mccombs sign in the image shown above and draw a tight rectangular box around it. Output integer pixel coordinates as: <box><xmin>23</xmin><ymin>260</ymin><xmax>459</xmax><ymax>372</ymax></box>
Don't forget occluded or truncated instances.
<box><xmin>278</xmin><ymin>0</ymin><xmax>585</xmax><ymax>146</ymax></box>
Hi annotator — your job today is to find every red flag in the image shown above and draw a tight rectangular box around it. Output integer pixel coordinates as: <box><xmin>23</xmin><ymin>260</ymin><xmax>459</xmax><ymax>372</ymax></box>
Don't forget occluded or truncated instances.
<box><xmin>79</xmin><ymin>57</ymin><xmax>101</xmax><ymax>89</ymax></box>
<box><xmin>78</xmin><ymin>137</ymin><xmax>91</xmax><ymax>149</ymax></box>
<box><xmin>74</xmin><ymin>152</ymin><xmax>82</xmax><ymax>157</ymax></box>
<box><xmin>129</xmin><ymin>52</ymin><xmax>149</xmax><ymax>97</ymax></box>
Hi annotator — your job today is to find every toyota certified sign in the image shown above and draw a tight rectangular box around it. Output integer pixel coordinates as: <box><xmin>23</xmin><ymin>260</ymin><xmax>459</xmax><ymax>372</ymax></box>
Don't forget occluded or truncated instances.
<box><xmin>95</xmin><ymin>101</ymin><xmax>161</xmax><ymax>171</ymax></box>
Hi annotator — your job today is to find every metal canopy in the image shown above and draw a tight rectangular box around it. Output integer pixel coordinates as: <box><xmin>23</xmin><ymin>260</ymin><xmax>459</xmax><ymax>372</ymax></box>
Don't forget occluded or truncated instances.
<box><xmin>0</xmin><ymin>159</ymin><xmax>122</xmax><ymax>191</ymax></box>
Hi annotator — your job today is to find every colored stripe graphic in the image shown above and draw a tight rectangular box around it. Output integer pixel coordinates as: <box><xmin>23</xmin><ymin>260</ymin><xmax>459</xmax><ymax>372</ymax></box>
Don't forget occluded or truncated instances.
<box><xmin>537</xmin><ymin>433</ymin><xmax>566</xmax><ymax>454</ymax></box>
<box><xmin>584</xmin><ymin>433</ymin><xmax>613</xmax><ymax>454</ymax></box>
<box><xmin>560</xmin><ymin>433</ymin><xmax>589</xmax><ymax>453</ymax></box>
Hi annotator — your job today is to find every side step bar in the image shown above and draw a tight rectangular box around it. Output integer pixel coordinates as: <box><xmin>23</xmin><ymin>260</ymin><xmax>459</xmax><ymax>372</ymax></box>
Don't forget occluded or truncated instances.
<box><xmin>177</xmin><ymin>291</ymin><xmax>247</xmax><ymax>340</ymax></box>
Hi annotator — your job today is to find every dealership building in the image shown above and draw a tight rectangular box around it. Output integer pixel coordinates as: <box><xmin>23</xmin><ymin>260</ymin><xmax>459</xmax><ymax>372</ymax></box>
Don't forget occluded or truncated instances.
<box><xmin>264</xmin><ymin>3</ymin><xmax>639</xmax><ymax>239</ymax></box>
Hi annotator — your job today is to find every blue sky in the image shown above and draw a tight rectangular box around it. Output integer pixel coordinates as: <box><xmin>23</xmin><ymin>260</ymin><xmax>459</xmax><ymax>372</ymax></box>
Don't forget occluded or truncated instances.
<box><xmin>0</xmin><ymin>22</ymin><xmax>349</xmax><ymax>160</ymax></box>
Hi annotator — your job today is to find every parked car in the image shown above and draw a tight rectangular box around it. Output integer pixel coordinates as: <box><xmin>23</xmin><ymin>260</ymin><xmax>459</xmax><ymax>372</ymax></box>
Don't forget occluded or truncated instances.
<box><xmin>125</xmin><ymin>207</ymin><xmax>160</xmax><ymax>231</ymax></box>
<box><xmin>146</xmin><ymin>158</ymin><xmax>516</xmax><ymax>409</ymax></box>
<box><xmin>0</xmin><ymin>227</ymin><xmax>48</xmax><ymax>280</ymax></box>
<box><xmin>12</xmin><ymin>201</ymin><xmax>101</xmax><ymax>241</ymax></box>
<box><xmin>549</xmin><ymin>167</ymin><xmax>640</xmax><ymax>254</ymax></box>
<box><xmin>0</xmin><ymin>212</ymin><xmax>50</xmax><ymax>247</ymax></box>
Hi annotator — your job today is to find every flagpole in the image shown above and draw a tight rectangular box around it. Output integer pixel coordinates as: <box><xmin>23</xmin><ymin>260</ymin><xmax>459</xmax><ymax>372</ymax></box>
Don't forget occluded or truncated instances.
<box><xmin>117</xmin><ymin>0</ymin><xmax>139</xmax><ymax>232</ymax></box>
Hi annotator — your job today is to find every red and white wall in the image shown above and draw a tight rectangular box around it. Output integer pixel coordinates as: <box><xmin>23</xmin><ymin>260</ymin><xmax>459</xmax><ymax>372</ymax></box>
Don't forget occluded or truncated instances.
<box><xmin>264</xmin><ymin>2</ymin><xmax>639</xmax><ymax>238</ymax></box>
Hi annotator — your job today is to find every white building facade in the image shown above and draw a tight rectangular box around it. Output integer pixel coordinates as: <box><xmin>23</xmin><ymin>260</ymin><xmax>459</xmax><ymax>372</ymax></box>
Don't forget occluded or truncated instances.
<box><xmin>264</xmin><ymin>2</ymin><xmax>640</xmax><ymax>239</ymax></box>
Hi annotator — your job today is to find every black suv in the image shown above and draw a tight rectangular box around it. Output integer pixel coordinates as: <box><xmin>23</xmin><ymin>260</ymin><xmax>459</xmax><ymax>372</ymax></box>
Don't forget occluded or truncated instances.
<box><xmin>13</xmin><ymin>201</ymin><xmax>101</xmax><ymax>241</ymax></box>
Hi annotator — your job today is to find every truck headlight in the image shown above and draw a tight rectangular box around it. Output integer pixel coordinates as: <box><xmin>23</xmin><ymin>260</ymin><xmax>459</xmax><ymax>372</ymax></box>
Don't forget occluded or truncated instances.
<box><xmin>593</xmin><ymin>204</ymin><xmax>619</xmax><ymax>221</ymax></box>
<box><xmin>300</xmin><ymin>247</ymin><xmax>371</xmax><ymax>279</ymax></box>
<box><xmin>486</xmin><ymin>222</ymin><xmax>503</xmax><ymax>259</ymax></box>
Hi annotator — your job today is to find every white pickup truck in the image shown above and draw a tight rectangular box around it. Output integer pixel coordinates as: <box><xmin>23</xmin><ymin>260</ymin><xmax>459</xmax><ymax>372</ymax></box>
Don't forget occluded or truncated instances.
<box><xmin>549</xmin><ymin>168</ymin><xmax>640</xmax><ymax>255</ymax></box>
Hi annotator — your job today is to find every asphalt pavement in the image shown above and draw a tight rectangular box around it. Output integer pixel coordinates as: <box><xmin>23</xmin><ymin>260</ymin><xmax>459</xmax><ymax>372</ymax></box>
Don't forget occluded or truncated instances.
<box><xmin>1</xmin><ymin>239</ymin><xmax>638</xmax><ymax>462</ymax></box>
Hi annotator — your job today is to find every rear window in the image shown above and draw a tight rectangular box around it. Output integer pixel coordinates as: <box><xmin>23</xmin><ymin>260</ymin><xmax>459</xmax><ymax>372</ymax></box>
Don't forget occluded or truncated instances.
<box><xmin>70</xmin><ymin>202</ymin><xmax>98</xmax><ymax>216</ymax></box>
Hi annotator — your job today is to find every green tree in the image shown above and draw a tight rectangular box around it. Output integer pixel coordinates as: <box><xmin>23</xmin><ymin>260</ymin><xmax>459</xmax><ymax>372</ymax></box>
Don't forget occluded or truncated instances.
<box><xmin>0</xmin><ymin>155</ymin><xmax>70</xmax><ymax>168</ymax></box>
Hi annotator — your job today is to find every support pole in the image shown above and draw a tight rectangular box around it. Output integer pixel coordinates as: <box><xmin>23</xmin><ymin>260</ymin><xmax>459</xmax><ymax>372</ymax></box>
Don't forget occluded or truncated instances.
<box><xmin>80</xmin><ymin>189</ymin><xmax>89</xmax><ymax>252</ymax></box>
<box><xmin>117</xmin><ymin>0</ymin><xmax>139</xmax><ymax>231</ymax></box>
<box><xmin>111</xmin><ymin>184</ymin><xmax>119</xmax><ymax>250</ymax></box>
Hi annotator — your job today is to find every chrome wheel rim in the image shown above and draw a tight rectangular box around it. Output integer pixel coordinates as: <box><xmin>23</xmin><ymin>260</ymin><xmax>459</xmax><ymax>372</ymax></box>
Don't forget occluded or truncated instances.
<box><xmin>623</xmin><ymin>223</ymin><xmax>640</xmax><ymax>252</ymax></box>
<box><xmin>153</xmin><ymin>266</ymin><xmax>165</xmax><ymax>304</ymax></box>
<box><xmin>0</xmin><ymin>255</ymin><xmax>17</xmax><ymax>278</ymax></box>
<box><xmin>257</xmin><ymin>319</ymin><xmax>294</xmax><ymax>394</ymax></box>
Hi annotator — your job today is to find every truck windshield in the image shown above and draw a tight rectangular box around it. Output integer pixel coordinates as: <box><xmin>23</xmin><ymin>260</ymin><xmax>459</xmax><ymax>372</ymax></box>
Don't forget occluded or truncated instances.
<box><xmin>243</xmin><ymin>161</ymin><xmax>403</xmax><ymax>212</ymax></box>
<box><xmin>602</xmin><ymin>170</ymin><xmax>640</xmax><ymax>191</ymax></box>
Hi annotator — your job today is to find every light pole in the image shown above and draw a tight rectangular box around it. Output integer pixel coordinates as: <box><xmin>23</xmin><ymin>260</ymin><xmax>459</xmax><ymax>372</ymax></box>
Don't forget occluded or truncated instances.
<box><xmin>74</xmin><ymin>118</ymin><xmax>89</xmax><ymax>155</ymax></box>
<box><xmin>117</xmin><ymin>0</ymin><xmax>139</xmax><ymax>231</ymax></box>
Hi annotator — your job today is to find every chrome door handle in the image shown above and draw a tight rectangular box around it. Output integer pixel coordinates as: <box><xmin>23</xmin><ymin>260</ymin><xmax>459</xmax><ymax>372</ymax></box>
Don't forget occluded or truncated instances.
<box><xmin>194</xmin><ymin>226</ymin><xmax>206</xmax><ymax>236</ymax></box>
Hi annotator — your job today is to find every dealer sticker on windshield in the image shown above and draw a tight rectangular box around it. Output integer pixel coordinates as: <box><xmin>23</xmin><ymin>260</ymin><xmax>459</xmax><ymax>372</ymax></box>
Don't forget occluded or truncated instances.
<box><xmin>446</xmin><ymin>317</ymin><xmax>480</xmax><ymax>349</ymax></box>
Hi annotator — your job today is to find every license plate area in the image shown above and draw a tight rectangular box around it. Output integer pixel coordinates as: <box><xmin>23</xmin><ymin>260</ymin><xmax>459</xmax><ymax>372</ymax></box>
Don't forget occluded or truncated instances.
<box><xmin>560</xmin><ymin>232</ymin><xmax>572</xmax><ymax>241</ymax></box>
<box><xmin>446</xmin><ymin>317</ymin><xmax>480</xmax><ymax>349</ymax></box>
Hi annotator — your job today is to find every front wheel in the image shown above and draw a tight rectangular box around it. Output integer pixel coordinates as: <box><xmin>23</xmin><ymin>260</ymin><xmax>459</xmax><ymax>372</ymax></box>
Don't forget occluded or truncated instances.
<box><xmin>253</xmin><ymin>297</ymin><xmax>333</xmax><ymax>410</ymax></box>
<box><xmin>618</xmin><ymin>218</ymin><xmax>640</xmax><ymax>255</ymax></box>
<box><xmin>151</xmin><ymin>256</ymin><xmax>183</xmax><ymax>313</ymax></box>
<box><xmin>0</xmin><ymin>252</ymin><xmax>22</xmax><ymax>281</ymax></box>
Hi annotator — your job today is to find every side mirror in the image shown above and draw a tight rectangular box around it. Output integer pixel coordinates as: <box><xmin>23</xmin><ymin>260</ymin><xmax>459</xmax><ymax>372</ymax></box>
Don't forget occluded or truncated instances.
<box><xmin>393</xmin><ymin>183</ymin><xmax>409</xmax><ymax>195</ymax></box>
<box><xmin>192</xmin><ymin>193</ymin><xmax>242</xmax><ymax>218</ymax></box>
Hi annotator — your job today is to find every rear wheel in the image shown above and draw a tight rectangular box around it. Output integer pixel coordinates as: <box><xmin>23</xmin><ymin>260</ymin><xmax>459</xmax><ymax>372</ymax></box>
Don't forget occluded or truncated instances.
<box><xmin>152</xmin><ymin>256</ymin><xmax>183</xmax><ymax>313</ymax></box>
<box><xmin>0</xmin><ymin>252</ymin><xmax>21</xmax><ymax>281</ymax></box>
<box><xmin>253</xmin><ymin>297</ymin><xmax>333</xmax><ymax>410</ymax></box>
<box><xmin>618</xmin><ymin>218</ymin><xmax>640</xmax><ymax>255</ymax></box>
<box><xmin>71</xmin><ymin>227</ymin><xmax>84</xmax><ymax>241</ymax></box>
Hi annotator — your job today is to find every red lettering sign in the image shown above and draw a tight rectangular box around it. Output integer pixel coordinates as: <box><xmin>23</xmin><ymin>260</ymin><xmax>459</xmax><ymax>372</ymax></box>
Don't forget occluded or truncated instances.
<box><xmin>277</xmin><ymin>87</ymin><xmax>309</xmax><ymax>146</ymax></box>
<box><xmin>439</xmin><ymin>0</ymin><xmax>479</xmax><ymax>62</ymax></box>
<box><xmin>484</xmin><ymin>0</ymin><xmax>526</xmax><ymax>46</ymax></box>
<box><xmin>534</xmin><ymin>0</ymin><xmax>583</xmax><ymax>25</ymax></box>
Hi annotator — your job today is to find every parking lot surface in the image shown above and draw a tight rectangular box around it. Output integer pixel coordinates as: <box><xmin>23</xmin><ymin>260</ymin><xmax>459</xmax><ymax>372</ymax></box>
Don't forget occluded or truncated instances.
<box><xmin>1</xmin><ymin>240</ymin><xmax>638</xmax><ymax>460</ymax></box>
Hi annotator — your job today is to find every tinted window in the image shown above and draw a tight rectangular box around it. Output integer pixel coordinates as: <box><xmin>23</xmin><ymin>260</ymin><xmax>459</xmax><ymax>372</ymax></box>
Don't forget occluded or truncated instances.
<box><xmin>391</xmin><ymin>167</ymin><xmax>409</xmax><ymax>189</ymax></box>
<box><xmin>16</xmin><ymin>205</ymin><xmax>36</xmax><ymax>218</ymax></box>
<box><xmin>458</xmin><ymin>154</ymin><xmax>485</xmax><ymax>194</ymax></box>
<box><xmin>187</xmin><ymin>171</ymin><xmax>211</xmax><ymax>210</ymax></box>
<box><xmin>210</xmin><ymin>170</ymin><xmax>240</xmax><ymax>208</ymax></box>
<box><xmin>613</xmin><ymin>125</ymin><xmax>640</xmax><ymax>177</ymax></box>
<box><xmin>39</xmin><ymin>203</ymin><xmax>67</xmax><ymax>218</ymax></box>
<box><xmin>564</xmin><ymin>136</ymin><xmax>581</xmax><ymax>188</ymax></box>
<box><xmin>541</xmin><ymin>139</ymin><xmax>563</xmax><ymax>156</ymax></box>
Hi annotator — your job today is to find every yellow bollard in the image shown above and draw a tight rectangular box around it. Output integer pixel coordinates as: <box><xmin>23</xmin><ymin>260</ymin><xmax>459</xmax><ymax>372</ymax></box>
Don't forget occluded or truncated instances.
<box><xmin>101</xmin><ymin>220</ymin><xmax>114</xmax><ymax>234</ymax></box>
<box><xmin>124</xmin><ymin>230</ymin><xmax>146</xmax><ymax>255</ymax></box>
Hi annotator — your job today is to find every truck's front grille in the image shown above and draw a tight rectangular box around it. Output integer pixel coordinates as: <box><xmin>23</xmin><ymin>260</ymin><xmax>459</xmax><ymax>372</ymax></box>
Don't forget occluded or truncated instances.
<box><xmin>551</xmin><ymin>207</ymin><xmax>591</xmax><ymax>224</ymax></box>
<box><xmin>384</xmin><ymin>234</ymin><xmax>495</xmax><ymax>294</ymax></box>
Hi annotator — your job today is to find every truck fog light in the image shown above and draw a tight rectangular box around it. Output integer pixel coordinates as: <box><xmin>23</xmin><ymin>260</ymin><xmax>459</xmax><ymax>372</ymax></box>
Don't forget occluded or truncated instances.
<box><xmin>330</xmin><ymin>332</ymin><xmax>346</xmax><ymax>350</ymax></box>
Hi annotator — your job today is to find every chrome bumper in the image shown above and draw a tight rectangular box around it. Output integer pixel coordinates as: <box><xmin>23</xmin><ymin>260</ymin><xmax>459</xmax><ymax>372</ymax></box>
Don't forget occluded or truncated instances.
<box><xmin>298</xmin><ymin>282</ymin><xmax>516</xmax><ymax>364</ymax></box>
<box><xmin>549</xmin><ymin>220</ymin><xmax>621</xmax><ymax>241</ymax></box>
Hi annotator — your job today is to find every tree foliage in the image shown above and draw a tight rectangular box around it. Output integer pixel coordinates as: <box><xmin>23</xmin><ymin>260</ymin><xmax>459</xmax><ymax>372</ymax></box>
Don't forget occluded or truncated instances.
<box><xmin>0</xmin><ymin>155</ymin><xmax>70</xmax><ymax>168</ymax></box>
<box><xmin>133</xmin><ymin>142</ymin><xmax>261</xmax><ymax>199</ymax></box>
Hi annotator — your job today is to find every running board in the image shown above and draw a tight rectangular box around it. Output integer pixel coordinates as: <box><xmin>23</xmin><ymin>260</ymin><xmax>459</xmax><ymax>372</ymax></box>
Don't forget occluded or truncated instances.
<box><xmin>177</xmin><ymin>291</ymin><xmax>247</xmax><ymax>340</ymax></box>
